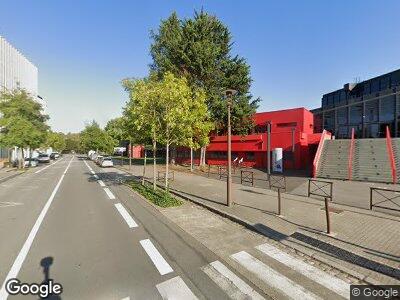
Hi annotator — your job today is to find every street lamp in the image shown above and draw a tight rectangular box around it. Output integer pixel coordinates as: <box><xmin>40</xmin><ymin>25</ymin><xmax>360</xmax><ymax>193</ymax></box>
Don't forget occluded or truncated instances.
<box><xmin>224</xmin><ymin>89</ymin><xmax>237</xmax><ymax>207</ymax></box>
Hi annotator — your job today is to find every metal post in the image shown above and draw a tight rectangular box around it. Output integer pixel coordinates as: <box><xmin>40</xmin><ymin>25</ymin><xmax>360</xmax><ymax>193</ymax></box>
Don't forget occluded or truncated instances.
<box><xmin>142</xmin><ymin>149</ymin><xmax>146</xmax><ymax>185</ymax></box>
<box><xmin>369</xmin><ymin>187</ymin><xmax>373</xmax><ymax>210</ymax></box>
<box><xmin>129</xmin><ymin>139</ymin><xmax>132</xmax><ymax>170</ymax></box>
<box><xmin>277</xmin><ymin>188</ymin><xmax>281</xmax><ymax>215</ymax></box>
<box><xmin>227</xmin><ymin>99</ymin><xmax>232</xmax><ymax>207</ymax></box>
<box><xmin>324</xmin><ymin>197</ymin><xmax>331</xmax><ymax>234</ymax></box>
<box><xmin>291</xmin><ymin>127</ymin><xmax>295</xmax><ymax>168</ymax></box>
<box><xmin>267</xmin><ymin>122</ymin><xmax>271</xmax><ymax>176</ymax></box>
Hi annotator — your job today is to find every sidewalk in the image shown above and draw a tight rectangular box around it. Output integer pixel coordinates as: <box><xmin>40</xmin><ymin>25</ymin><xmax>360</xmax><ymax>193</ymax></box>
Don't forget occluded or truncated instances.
<box><xmin>118</xmin><ymin>163</ymin><xmax>400</xmax><ymax>285</ymax></box>
<box><xmin>0</xmin><ymin>167</ymin><xmax>24</xmax><ymax>183</ymax></box>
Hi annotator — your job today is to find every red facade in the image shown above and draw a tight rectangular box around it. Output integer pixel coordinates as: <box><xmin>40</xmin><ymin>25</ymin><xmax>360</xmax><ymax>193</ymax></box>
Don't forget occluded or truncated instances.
<box><xmin>176</xmin><ymin>107</ymin><xmax>323</xmax><ymax>170</ymax></box>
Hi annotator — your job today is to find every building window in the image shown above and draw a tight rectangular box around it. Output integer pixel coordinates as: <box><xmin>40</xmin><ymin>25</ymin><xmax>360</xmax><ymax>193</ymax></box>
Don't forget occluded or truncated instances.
<box><xmin>336</xmin><ymin>107</ymin><xmax>348</xmax><ymax>125</ymax></box>
<box><xmin>371</xmin><ymin>80</ymin><xmax>380</xmax><ymax>94</ymax></box>
<box><xmin>365</xmin><ymin>124</ymin><xmax>380</xmax><ymax>138</ymax></box>
<box><xmin>337</xmin><ymin>126</ymin><xmax>349</xmax><ymax>138</ymax></box>
<box><xmin>324</xmin><ymin>110</ymin><xmax>335</xmax><ymax>132</ymax></box>
<box><xmin>380</xmin><ymin>96</ymin><xmax>395</xmax><ymax>122</ymax></box>
<box><xmin>314</xmin><ymin>113</ymin><xmax>322</xmax><ymax>133</ymax></box>
<box><xmin>380</xmin><ymin>76</ymin><xmax>390</xmax><ymax>91</ymax></box>
<box><xmin>365</xmin><ymin>100</ymin><xmax>379</xmax><ymax>123</ymax></box>
<box><xmin>363</xmin><ymin>82</ymin><xmax>371</xmax><ymax>95</ymax></box>
<box><xmin>349</xmin><ymin>104</ymin><xmax>363</xmax><ymax>125</ymax></box>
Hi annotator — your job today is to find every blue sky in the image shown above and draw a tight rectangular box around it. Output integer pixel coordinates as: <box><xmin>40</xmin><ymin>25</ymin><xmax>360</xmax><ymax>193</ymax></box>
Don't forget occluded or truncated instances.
<box><xmin>1</xmin><ymin>0</ymin><xmax>399</xmax><ymax>133</ymax></box>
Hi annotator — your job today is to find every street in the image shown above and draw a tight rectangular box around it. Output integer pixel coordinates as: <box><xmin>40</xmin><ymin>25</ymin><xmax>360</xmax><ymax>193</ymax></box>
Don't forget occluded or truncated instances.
<box><xmin>1</xmin><ymin>155</ymin><xmax>263</xmax><ymax>299</ymax></box>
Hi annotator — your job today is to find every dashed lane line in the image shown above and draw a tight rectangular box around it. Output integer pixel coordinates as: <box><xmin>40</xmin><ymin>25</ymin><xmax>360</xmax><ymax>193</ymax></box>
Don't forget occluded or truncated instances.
<box><xmin>103</xmin><ymin>187</ymin><xmax>116</xmax><ymax>200</ymax></box>
<box><xmin>114</xmin><ymin>203</ymin><xmax>138</xmax><ymax>228</ymax></box>
<box><xmin>140</xmin><ymin>239</ymin><xmax>173</xmax><ymax>276</ymax></box>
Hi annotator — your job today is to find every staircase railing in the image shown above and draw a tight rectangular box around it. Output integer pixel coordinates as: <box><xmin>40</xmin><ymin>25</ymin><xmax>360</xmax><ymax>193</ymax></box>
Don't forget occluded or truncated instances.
<box><xmin>385</xmin><ymin>126</ymin><xmax>397</xmax><ymax>184</ymax></box>
<box><xmin>348</xmin><ymin>128</ymin><xmax>355</xmax><ymax>180</ymax></box>
<box><xmin>313</xmin><ymin>129</ymin><xmax>330</xmax><ymax>178</ymax></box>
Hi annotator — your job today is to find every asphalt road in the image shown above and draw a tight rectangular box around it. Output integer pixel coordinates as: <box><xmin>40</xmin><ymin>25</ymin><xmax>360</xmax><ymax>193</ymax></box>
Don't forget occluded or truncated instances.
<box><xmin>0</xmin><ymin>155</ymin><xmax>267</xmax><ymax>299</ymax></box>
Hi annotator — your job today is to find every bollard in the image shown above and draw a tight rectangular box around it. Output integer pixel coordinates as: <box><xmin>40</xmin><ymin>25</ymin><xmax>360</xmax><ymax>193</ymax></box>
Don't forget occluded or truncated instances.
<box><xmin>324</xmin><ymin>197</ymin><xmax>331</xmax><ymax>234</ymax></box>
<box><xmin>277</xmin><ymin>188</ymin><xmax>282</xmax><ymax>215</ymax></box>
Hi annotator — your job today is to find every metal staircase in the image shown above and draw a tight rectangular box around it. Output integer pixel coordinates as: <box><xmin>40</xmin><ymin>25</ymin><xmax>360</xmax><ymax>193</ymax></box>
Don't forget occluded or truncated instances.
<box><xmin>351</xmin><ymin>139</ymin><xmax>392</xmax><ymax>183</ymax></box>
<box><xmin>316</xmin><ymin>140</ymin><xmax>350</xmax><ymax>180</ymax></box>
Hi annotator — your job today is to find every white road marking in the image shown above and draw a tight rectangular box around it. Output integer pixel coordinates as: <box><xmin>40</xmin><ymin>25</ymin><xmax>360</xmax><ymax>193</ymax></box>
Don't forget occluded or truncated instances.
<box><xmin>121</xmin><ymin>297</ymin><xmax>130</xmax><ymax>300</ymax></box>
<box><xmin>231</xmin><ymin>251</ymin><xmax>322</xmax><ymax>300</ymax></box>
<box><xmin>34</xmin><ymin>157</ymin><xmax>64</xmax><ymax>174</ymax></box>
<box><xmin>103</xmin><ymin>188</ymin><xmax>115</xmax><ymax>200</ymax></box>
<box><xmin>0</xmin><ymin>156</ymin><xmax>74</xmax><ymax>300</ymax></box>
<box><xmin>94</xmin><ymin>174</ymin><xmax>99</xmax><ymax>179</ymax></box>
<box><xmin>202</xmin><ymin>260</ymin><xmax>265</xmax><ymax>300</ymax></box>
<box><xmin>139</xmin><ymin>239</ymin><xmax>173</xmax><ymax>275</ymax></box>
<box><xmin>156</xmin><ymin>276</ymin><xmax>197</xmax><ymax>300</ymax></box>
<box><xmin>257</xmin><ymin>243</ymin><xmax>350</xmax><ymax>299</ymax></box>
<box><xmin>114</xmin><ymin>203</ymin><xmax>138</xmax><ymax>228</ymax></box>
<box><xmin>90</xmin><ymin>170</ymin><xmax>95</xmax><ymax>175</ymax></box>
<box><xmin>98</xmin><ymin>180</ymin><xmax>105</xmax><ymax>187</ymax></box>
<box><xmin>0</xmin><ymin>202</ymin><xmax>23</xmax><ymax>208</ymax></box>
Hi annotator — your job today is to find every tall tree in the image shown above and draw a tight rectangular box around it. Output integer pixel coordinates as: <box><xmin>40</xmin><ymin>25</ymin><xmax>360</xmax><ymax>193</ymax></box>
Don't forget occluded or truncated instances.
<box><xmin>80</xmin><ymin>121</ymin><xmax>115</xmax><ymax>154</ymax></box>
<box><xmin>150</xmin><ymin>10</ymin><xmax>260</xmax><ymax>135</ymax></box>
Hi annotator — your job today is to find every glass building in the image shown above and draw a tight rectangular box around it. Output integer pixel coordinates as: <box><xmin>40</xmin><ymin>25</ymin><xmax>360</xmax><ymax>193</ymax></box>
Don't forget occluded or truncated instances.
<box><xmin>312</xmin><ymin>69</ymin><xmax>400</xmax><ymax>138</ymax></box>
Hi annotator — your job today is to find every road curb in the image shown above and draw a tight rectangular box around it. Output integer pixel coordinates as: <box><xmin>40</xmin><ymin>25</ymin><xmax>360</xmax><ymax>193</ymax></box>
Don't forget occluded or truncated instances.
<box><xmin>116</xmin><ymin>166</ymin><xmax>389</xmax><ymax>286</ymax></box>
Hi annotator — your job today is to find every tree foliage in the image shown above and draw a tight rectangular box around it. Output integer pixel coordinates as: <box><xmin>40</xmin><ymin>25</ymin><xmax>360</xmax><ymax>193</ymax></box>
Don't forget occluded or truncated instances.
<box><xmin>150</xmin><ymin>10</ymin><xmax>260</xmax><ymax>134</ymax></box>
<box><xmin>105</xmin><ymin>117</ymin><xmax>127</xmax><ymax>144</ymax></box>
<box><xmin>64</xmin><ymin>133</ymin><xmax>82</xmax><ymax>153</ymax></box>
<box><xmin>46</xmin><ymin>132</ymin><xmax>66</xmax><ymax>152</ymax></box>
<box><xmin>80</xmin><ymin>121</ymin><xmax>115</xmax><ymax>154</ymax></box>
<box><xmin>0</xmin><ymin>89</ymin><xmax>48</xmax><ymax>149</ymax></box>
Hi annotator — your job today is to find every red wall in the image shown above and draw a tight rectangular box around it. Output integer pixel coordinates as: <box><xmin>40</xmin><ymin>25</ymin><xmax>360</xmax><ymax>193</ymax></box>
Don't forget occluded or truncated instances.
<box><xmin>174</xmin><ymin>107</ymin><xmax>323</xmax><ymax>170</ymax></box>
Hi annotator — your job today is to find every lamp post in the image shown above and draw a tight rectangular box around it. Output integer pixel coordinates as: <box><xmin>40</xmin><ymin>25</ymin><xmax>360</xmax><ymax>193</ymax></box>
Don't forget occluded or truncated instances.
<box><xmin>225</xmin><ymin>89</ymin><xmax>237</xmax><ymax>207</ymax></box>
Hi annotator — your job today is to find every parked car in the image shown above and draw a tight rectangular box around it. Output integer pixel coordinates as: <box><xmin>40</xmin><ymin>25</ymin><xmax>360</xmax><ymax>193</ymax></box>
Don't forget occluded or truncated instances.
<box><xmin>95</xmin><ymin>155</ymin><xmax>104</xmax><ymax>165</ymax></box>
<box><xmin>100</xmin><ymin>157</ymin><xmax>113</xmax><ymax>168</ymax></box>
<box><xmin>37</xmin><ymin>153</ymin><xmax>51</xmax><ymax>163</ymax></box>
<box><xmin>24</xmin><ymin>157</ymin><xmax>39</xmax><ymax>167</ymax></box>
<box><xmin>91</xmin><ymin>153</ymin><xmax>99</xmax><ymax>161</ymax></box>
<box><xmin>50</xmin><ymin>152</ymin><xmax>60</xmax><ymax>160</ymax></box>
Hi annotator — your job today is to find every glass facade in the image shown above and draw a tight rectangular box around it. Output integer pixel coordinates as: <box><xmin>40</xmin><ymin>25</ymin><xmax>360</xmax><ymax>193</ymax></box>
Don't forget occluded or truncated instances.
<box><xmin>314</xmin><ymin>69</ymin><xmax>400</xmax><ymax>138</ymax></box>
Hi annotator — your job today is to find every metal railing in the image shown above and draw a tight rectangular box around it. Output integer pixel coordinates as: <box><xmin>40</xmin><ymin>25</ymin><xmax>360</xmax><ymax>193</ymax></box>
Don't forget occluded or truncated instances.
<box><xmin>218</xmin><ymin>166</ymin><xmax>227</xmax><ymax>179</ymax></box>
<box><xmin>307</xmin><ymin>179</ymin><xmax>333</xmax><ymax>200</ymax></box>
<box><xmin>240</xmin><ymin>170</ymin><xmax>254</xmax><ymax>186</ymax></box>
<box><xmin>370</xmin><ymin>187</ymin><xmax>400</xmax><ymax>212</ymax></box>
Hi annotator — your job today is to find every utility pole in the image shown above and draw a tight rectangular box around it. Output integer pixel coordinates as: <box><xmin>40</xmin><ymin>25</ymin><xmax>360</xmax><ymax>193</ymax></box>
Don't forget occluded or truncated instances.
<box><xmin>267</xmin><ymin>122</ymin><xmax>271</xmax><ymax>176</ymax></box>
<box><xmin>225</xmin><ymin>89</ymin><xmax>237</xmax><ymax>207</ymax></box>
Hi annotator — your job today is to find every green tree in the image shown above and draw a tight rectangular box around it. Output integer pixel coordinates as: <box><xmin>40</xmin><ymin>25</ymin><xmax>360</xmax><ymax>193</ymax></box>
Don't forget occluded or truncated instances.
<box><xmin>80</xmin><ymin>121</ymin><xmax>115</xmax><ymax>154</ymax></box>
<box><xmin>122</xmin><ymin>76</ymin><xmax>161</xmax><ymax>190</ymax></box>
<box><xmin>105</xmin><ymin>117</ymin><xmax>126</xmax><ymax>145</ymax></box>
<box><xmin>45</xmin><ymin>132</ymin><xmax>66</xmax><ymax>152</ymax></box>
<box><xmin>64</xmin><ymin>133</ymin><xmax>82</xmax><ymax>153</ymax></box>
<box><xmin>0</xmin><ymin>89</ymin><xmax>48</xmax><ymax>168</ymax></box>
<box><xmin>150</xmin><ymin>10</ymin><xmax>260</xmax><ymax>135</ymax></box>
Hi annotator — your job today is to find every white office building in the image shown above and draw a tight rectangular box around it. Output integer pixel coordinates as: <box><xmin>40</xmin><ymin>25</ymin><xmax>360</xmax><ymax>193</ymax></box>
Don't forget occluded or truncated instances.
<box><xmin>0</xmin><ymin>35</ymin><xmax>43</xmax><ymax>104</ymax></box>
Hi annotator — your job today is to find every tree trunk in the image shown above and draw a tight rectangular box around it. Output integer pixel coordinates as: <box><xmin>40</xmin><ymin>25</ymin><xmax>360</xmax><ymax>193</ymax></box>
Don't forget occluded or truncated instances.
<box><xmin>153</xmin><ymin>139</ymin><xmax>157</xmax><ymax>191</ymax></box>
<box><xmin>165</xmin><ymin>143</ymin><xmax>169</xmax><ymax>191</ymax></box>
<box><xmin>190</xmin><ymin>147</ymin><xmax>193</xmax><ymax>172</ymax></box>
<box><xmin>142</xmin><ymin>149</ymin><xmax>147</xmax><ymax>186</ymax></box>
<box><xmin>21</xmin><ymin>148</ymin><xmax>25</xmax><ymax>169</ymax></box>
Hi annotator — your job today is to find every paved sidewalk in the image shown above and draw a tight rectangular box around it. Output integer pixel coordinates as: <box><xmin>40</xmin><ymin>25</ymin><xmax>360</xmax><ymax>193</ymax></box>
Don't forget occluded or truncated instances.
<box><xmin>0</xmin><ymin>167</ymin><xmax>24</xmax><ymax>183</ymax></box>
<box><xmin>118</xmin><ymin>163</ymin><xmax>400</xmax><ymax>285</ymax></box>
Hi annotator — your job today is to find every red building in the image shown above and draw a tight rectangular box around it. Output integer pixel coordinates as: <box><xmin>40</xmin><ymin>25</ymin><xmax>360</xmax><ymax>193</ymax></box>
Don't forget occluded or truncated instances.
<box><xmin>176</xmin><ymin>107</ymin><xmax>324</xmax><ymax>170</ymax></box>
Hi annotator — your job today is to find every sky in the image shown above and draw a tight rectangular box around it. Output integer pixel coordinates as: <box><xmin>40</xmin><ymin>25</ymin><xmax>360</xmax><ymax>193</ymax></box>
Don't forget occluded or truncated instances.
<box><xmin>1</xmin><ymin>0</ymin><xmax>400</xmax><ymax>133</ymax></box>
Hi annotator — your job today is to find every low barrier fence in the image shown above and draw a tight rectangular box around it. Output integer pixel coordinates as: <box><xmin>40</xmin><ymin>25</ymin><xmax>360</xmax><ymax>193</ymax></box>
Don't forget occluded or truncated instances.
<box><xmin>157</xmin><ymin>170</ymin><xmax>175</xmax><ymax>182</ymax></box>
<box><xmin>240</xmin><ymin>170</ymin><xmax>254</xmax><ymax>186</ymax></box>
<box><xmin>307</xmin><ymin>179</ymin><xmax>333</xmax><ymax>201</ymax></box>
<box><xmin>370</xmin><ymin>187</ymin><xmax>400</xmax><ymax>212</ymax></box>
